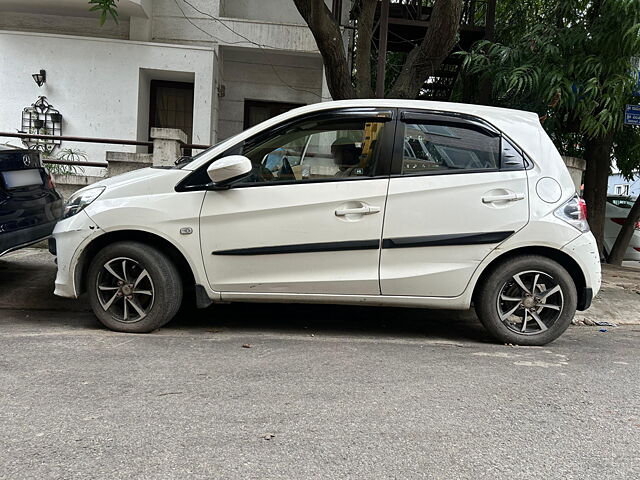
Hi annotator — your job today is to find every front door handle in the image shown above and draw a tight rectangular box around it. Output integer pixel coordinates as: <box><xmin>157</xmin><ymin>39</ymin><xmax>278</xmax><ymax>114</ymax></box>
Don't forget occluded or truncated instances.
<box><xmin>335</xmin><ymin>205</ymin><xmax>381</xmax><ymax>216</ymax></box>
<box><xmin>482</xmin><ymin>193</ymin><xmax>525</xmax><ymax>203</ymax></box>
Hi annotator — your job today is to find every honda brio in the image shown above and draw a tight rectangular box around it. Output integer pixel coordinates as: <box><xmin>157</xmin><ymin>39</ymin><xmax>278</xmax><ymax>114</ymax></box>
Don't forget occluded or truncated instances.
<box><xmin>51</xmin><ymin>100</ymin><xmax>601</xmax><ymax>345</ymax></box>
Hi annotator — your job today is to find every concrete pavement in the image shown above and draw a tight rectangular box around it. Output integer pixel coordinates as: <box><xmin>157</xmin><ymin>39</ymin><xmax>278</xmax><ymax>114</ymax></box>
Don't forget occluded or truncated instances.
<box><xmin>1</xmin><ymin>248</ymin><xmax>639</xmax><ymax>479</ymax></box>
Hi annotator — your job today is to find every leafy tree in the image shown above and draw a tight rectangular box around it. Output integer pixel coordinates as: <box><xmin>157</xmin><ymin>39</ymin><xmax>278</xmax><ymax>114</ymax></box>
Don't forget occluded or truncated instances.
<box><xmin>461</xmin><ymin>0</ymin><xmax>640</xmax><ymax>256</ymax></box>
<box><xmin>89</xmin><ymin>0</ymin><xmax>463</xmax><ymax>99</ymax></box>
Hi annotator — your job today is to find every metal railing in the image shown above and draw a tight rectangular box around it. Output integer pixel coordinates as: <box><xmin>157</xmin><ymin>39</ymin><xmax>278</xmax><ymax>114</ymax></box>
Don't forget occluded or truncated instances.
<box><xmin>0</xmin><ymin>131</ymin><xmax>210</xmax><ymax>167</ymax></box>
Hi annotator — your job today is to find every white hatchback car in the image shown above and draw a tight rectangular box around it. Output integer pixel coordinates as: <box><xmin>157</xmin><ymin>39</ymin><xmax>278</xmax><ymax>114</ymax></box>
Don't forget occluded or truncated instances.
<box><xmin>51</xmin><ymin>100</ymin><xmax>601</xmax><ymax>345</ymax></box>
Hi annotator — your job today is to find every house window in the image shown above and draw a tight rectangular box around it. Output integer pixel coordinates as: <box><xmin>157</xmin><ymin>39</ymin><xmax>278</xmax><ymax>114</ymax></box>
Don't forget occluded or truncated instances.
<box><xmin>243</xmin><ymin>100</ymin><xmax>304</xmax><ymax>130</ymax></box>
<box><xmin>614</xmin><ymin>184</ymin><xmax>630</xmax><ymax>195</ymax></box>
<box><xmin>149</xmin><ymin>80</ymin><xmax>194</xmax><ymax>144</ymax></box>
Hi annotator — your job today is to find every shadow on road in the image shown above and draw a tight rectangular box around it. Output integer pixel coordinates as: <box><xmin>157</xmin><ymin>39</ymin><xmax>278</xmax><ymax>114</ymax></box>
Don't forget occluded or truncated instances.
<box><xmin>0</xmin><ymin>248</ymin><xmax>492</xmax><ymax>344</ymax></box>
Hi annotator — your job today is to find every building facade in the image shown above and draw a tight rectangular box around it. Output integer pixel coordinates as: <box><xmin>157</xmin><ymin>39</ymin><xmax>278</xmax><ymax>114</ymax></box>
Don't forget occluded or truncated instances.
<box><xmin>0</xmin><ymin>0</ymin><xmax>335</xmax><ymax>163</ymax></box>
<box><xmin>608</xmin><ymin>172</ymin><xmax>640</xmax><ymax>197</ymax></box>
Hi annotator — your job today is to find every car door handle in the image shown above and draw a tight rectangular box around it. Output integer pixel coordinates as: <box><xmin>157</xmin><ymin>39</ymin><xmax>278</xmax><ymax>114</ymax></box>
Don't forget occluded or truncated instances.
<box><xmin>482</xmin><ymin>193</ymin><xmax>525</xmax><ymax>203</ymax></box>
<box><xmin>335</xmin><ymin>205</ymin><xmax>381</xmax><ymax>216</ymax></box>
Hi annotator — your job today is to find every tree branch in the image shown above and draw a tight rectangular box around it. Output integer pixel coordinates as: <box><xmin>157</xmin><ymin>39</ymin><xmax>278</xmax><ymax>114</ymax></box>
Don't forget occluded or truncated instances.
<box><xmin>388</xmin><ymin>0</ymin><xmax>463</xmax><ymax>98</ymax></box>
<box><xmin>293</xmin><ymin>0</ymin><xmax>355</xmax><ymax>99</ymax></box>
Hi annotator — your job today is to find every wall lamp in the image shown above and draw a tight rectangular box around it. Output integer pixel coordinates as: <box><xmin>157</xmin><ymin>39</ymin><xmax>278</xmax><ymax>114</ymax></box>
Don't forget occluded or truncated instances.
<box><xmin>32</xmin><ymin>70</ymin><xmax>46</xmax><ymax>87</ymax></box>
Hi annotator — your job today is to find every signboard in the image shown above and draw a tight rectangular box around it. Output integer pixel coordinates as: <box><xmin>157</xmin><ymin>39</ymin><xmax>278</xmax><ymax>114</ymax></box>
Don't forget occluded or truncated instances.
<box><xmin>624</xmin><ymin>104</ymin><xmax>640</xmax><ymax>125</ymax></box>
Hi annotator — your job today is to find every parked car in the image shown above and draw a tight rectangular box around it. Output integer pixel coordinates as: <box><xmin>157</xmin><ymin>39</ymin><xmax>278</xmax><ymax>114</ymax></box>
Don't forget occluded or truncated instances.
<box><xmin>0</xmin><ymin>146</ymin><xmax>63</xmax><ymax>257</ymax></box>
<box><xmin>604</xmin><ymin>195</ymin><xmax>640</xmax><ymax>261</ymax></box>
<box><xmin>51</xmin><ymin>100</ymin><xmax>601</xmax><ymax>345</ymax></box>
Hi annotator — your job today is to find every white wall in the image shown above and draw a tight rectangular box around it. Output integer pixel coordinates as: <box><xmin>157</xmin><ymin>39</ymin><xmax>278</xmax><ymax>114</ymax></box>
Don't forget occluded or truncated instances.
<box><xmin>217</xmin><ymin>47</ymin><xmax>323</xmax><ymax>139</ymax></box>
<box><xmin>0</xmin><ymin>31</ymin><xmax>217</xmax><ymax>164</ymax></box>
<box><xmin>151</xmin><ymin>0</ymin><xmax>318</xmax><ymax>53</ymax></box>
<box><xmin>221</xmin><ymin>0</ymin><xmax>306</xmax><ymax>24</ymax></box>
<box><xmin>0</xmin><ymin>11</ymin><xmax>130</xmax><ymax>39</ymax></box>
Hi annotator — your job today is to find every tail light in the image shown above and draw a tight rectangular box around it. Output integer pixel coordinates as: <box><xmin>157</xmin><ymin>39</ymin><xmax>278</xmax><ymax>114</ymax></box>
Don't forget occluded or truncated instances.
<box><xmin>46</xmin><ymin>172</ymin><xmax>55</xmax><ymax>190</ymax></box>
<box><xmin>554</xmin><ymin>195</ymin><xmax>590</xmax><ymax>233</ymax></box>
<box><xmin>611</xmin><ymin>218</ymin><xmax>640</xmax><ymax>230</ymax></box>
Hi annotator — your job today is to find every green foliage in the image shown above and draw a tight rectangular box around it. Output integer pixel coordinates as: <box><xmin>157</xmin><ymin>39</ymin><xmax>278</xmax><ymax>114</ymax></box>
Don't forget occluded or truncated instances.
<box><xmin>43</xmin><ymin>148</ymin><xmax>87</xmax><ymax>176</ymax></box>
<box><xmin>88</xmin><ymin>0</ymin><xmax>119</xmax><ymax>25</ymax></box>
<box><xmin>461</xmin><ymin>0</ymin><xmax>640</xmax><ymax>157</ymax></box>
<box><xmin>614</xmin><ymin>126</ymin><xmax>640</xmax><ymax>179</ymax></box>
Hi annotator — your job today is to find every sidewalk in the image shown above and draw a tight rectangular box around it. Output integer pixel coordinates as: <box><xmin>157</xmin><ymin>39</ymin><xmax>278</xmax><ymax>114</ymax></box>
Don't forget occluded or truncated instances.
<box><xmin>573</xmin><ymin>263</ymin><xmax>640</xmax><ymax>326</ymax></box>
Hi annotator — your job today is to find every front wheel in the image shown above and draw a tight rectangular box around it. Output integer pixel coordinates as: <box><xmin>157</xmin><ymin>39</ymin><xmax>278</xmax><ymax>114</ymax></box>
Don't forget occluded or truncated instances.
<box><xmin>475</xmin><ymin>255</ymin><xmax>577</xmax><ymax>346</ymax></box>
<box><xmin>87</xmin><ymin>241</ymin><xmax>183</xmax><ymax>333</ymax></box>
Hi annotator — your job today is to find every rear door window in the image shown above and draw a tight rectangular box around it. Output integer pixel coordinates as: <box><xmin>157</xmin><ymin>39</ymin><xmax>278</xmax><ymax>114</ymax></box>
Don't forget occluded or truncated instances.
<box><xmin>396</xmin><ymin>112</ymin><xmax>504</xmax><ymax>175</ymax></box>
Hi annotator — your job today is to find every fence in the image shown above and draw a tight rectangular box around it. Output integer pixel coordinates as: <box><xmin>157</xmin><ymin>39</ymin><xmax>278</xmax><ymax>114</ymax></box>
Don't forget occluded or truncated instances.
<box><xmin>0</xmin><ymin>130</ymin><xmax>209</xmax><ymax>168</ymax></box>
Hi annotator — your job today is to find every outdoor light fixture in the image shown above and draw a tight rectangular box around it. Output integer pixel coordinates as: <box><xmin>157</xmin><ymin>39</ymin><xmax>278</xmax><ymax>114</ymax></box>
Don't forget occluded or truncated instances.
<box><xmin>32</xmin><ymin>70</ymin><xmax>46</xmax><ymax>87</ymax></box>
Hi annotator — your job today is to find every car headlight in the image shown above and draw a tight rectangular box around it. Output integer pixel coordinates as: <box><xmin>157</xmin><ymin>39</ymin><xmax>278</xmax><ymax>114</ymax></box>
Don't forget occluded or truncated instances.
<box><xmin>63</xmin><ymin>186</ymin><xmax>105</xmax><ymax>219</ymax></box>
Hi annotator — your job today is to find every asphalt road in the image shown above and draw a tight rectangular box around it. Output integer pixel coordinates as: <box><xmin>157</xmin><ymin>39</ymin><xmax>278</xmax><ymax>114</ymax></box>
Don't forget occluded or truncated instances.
<box><xmin>1</xmin><ymin>250</ymin><xmax>639</xmax><ymax>479</ymax></box>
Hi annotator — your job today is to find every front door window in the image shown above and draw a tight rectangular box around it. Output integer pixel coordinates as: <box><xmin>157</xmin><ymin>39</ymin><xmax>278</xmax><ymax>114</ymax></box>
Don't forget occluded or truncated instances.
<box><xmin>233</xmin><ymin>117</ymin><xmax>389</xmax><ymax>185</ymax></box>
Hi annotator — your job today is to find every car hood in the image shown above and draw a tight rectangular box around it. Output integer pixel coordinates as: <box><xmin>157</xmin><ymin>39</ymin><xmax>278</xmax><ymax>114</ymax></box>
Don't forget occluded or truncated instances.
<box><xmin>73</xmin><ymin>167</ymin><xmax>191</xmax><ymax>200</ymax></box>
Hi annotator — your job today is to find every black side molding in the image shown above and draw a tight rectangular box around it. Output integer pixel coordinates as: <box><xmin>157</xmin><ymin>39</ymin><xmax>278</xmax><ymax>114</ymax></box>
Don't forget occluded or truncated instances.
<box><xmin>212</xmin><ymin>231</ymin><xmax>514</xmax><ymax>256</ymax></box>
<box><xmin>382</xmin><ymin>231</ymin><xmax>514</xmax><ymax>249</ymax></box>
<box><xmin>213</xmin><ymin>239</ymin><xmax>380</xmax><ymax>256</ymax></box>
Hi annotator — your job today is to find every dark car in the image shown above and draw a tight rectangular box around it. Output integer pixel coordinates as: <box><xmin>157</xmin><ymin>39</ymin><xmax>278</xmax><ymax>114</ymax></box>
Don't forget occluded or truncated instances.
<box><xmin>0</xmin><ymin>146</ymin><xmax>63</xmax><ymax>257</ymax></box>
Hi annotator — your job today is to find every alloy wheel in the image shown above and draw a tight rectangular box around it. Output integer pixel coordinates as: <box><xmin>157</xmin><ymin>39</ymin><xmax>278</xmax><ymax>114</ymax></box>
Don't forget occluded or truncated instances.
<box><xmin>496</xmin><ymin>270</ymin><xmax>564</xmax><ymax>335</ymax></box>
<box><xmin>95</xmin><ymin>257</ymin><xmax>155</xmax><ymax>323</ymax></box>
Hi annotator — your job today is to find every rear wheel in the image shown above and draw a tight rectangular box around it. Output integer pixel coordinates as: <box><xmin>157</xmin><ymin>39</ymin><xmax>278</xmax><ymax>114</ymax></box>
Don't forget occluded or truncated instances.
<box><xmin>87</xmin><ymin>241</ymin><xmax>183</xmax><ymax>333</ymax></box>
<box><xmin>475</xmin><ymin>255</ymin><xmax>577</xmax><ymax>346</ymax></box>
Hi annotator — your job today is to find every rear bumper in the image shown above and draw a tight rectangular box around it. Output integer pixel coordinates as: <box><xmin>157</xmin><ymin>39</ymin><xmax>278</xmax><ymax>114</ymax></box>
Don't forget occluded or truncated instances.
<box><xmin>561</xmin><ymin>232</ymin><xmax>601</xmax><ymax>310</ymax></box>
<box><xmin>578</xmin><ymin>287</ymin><xmax>593</xmax><ymax>311</ymax></box>
<box><xmin>0</xmin><ymin>220</ymin><xmax>58</xmax><ymax>257</ymax></box>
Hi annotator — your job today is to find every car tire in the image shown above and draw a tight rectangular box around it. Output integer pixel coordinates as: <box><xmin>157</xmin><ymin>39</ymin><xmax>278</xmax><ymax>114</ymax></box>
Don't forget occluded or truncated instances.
<box><xmin>87</xmin><ymin>241</ymin><xmax>183</xmax><ymax>333</ymax></box>
<box><xmin>475</xmin><ymin>255</ymin><xmax>577</xmax><ymax>346</ymax></box>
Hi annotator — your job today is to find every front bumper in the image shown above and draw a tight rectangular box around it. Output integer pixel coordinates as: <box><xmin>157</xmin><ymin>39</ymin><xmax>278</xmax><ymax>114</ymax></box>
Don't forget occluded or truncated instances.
<box><xmin>52</xmin><ymin>211</ymin><xmax>103</xmax><ymax>298</ymax></box>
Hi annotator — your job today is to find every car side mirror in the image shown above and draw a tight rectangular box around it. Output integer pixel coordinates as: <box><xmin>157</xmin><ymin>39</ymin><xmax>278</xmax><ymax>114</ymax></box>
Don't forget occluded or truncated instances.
<box><xmin>206</xmin><ymin>155</ymin><xmax>252</xmax><ymax>188</ymax></box>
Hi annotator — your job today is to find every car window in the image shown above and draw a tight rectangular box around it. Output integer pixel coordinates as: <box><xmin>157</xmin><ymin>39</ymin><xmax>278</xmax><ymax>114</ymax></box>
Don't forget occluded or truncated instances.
<box><xmin>607</xmin><ymin>197</ymin><xmax>635</xmax><ymax>209</ymax></box>
<box><xmin>401</xmin><ymin>121</ymin><xmax>500</xmax><ymax>174</ymax></box>
<box><xmin>235</xmin><ymin>117</ymin><xmax>388</xmax><ymax>185</ymax></box>
<box><xmin>501</xmin><ymin>137</ymin><xmax>527</xmax><ymax>170</ymax></box>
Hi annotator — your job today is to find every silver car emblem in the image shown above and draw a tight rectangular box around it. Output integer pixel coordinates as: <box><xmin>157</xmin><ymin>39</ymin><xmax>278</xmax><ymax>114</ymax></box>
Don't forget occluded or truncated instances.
<box><xmin>23</xmin><ymin>154</ymin><xmax>31</xmax><ymax>166</ymax></box>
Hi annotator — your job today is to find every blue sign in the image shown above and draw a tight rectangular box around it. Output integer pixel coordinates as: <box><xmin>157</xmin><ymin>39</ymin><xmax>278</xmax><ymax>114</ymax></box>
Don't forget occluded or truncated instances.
<box><xmin>624</xmin><ymin>104</ymin><xmax>640</xmax><ymax>125</ymax></box>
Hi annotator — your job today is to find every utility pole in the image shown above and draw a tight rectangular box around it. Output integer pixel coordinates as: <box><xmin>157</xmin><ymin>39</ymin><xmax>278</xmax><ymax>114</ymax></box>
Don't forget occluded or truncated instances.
<box><xmin>376</xmin><ymin>0</ymin><xmax>390</xmax><ymax>98</ymax></box>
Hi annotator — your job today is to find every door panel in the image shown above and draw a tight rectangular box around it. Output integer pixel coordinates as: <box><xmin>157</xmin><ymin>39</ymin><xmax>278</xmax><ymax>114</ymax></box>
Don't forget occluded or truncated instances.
<box><xmin>380</xmin><ymin>172</ymin><xmax>528</xmax><ymax>297</ymax></box>
<box><xmin>200</xmin><ymin>179</ymin><xmax>388</xmax><ymax>294</ymax></box>
<box><xmin>380</xmin><ymin>112</ymin><xmax>529</xmax><ymax>297</ymax></box>
<box><xmin>198</xmin><ymin>107</ymin><xmax>395</xmax><ymax>296</ymax></box>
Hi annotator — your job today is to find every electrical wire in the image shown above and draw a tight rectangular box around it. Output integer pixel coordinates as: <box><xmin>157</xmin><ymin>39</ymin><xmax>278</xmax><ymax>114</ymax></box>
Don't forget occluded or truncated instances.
<box><xmin>174</xmin><ymin>0</ymin><xmax>332</xmax><ymax>99</ymax></box>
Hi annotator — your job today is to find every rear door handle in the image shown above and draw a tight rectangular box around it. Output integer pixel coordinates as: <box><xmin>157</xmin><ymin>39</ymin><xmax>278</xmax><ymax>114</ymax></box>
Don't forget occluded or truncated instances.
<box><xmin>335</xmin><ymin>205</ymin><xmax>381</xmax><ymax>216</ymax></box>
<box><xmin>482</xmin><ymin>193</ymin><xmax>525</xmax><ymax>203</ymax></box>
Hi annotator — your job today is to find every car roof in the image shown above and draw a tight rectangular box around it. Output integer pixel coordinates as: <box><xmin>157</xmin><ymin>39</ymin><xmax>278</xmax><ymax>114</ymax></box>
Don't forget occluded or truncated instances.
<box><xmin>281</xmin><ymin>99</ymin><xmax>540</xmax><ymax>127</ymax></box>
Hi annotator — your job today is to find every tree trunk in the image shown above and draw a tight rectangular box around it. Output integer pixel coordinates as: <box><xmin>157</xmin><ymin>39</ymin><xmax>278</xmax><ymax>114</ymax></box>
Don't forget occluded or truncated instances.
<box><xmin>354</xmin><ymin>0</ymin><xmax>377</xmax><ymax>98</ymax></box>
<box><xmin>583</xmin><ymin>134</ymin><xmax>613</xmax><ymax>257</ymax></box>
<box><xmin>608</xmin><ymin>194</ymin><xmax>640</xmax><ymax>265</ymax></box>
<box><xmin>388</xmin><ymin>0</ymin><xmax>463</xmax><ymax>98</ymax></box>
<box><xmin>292</xmin><ymin>0</ymin><xmax>355</xmax><ymax>99</ymax></box>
